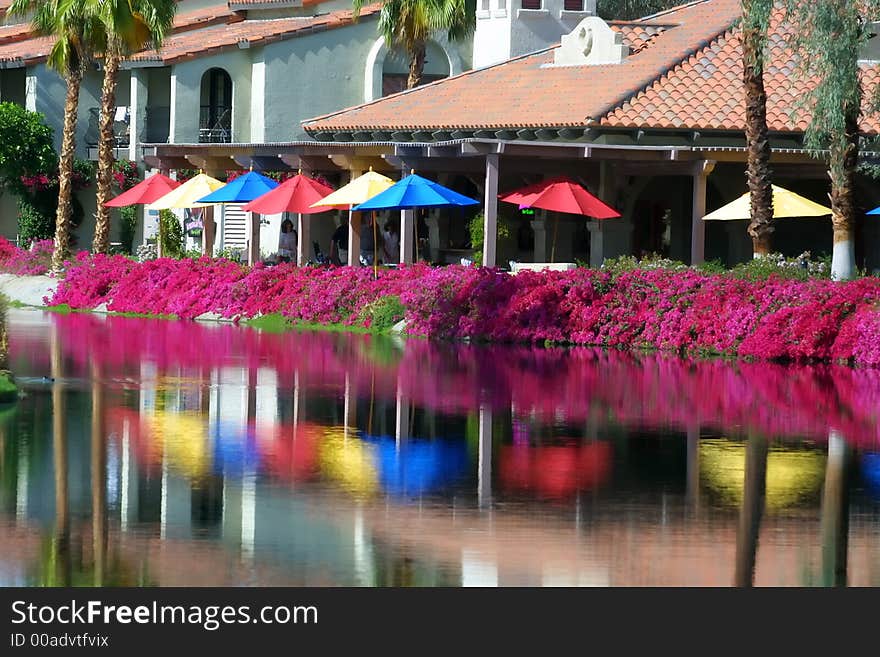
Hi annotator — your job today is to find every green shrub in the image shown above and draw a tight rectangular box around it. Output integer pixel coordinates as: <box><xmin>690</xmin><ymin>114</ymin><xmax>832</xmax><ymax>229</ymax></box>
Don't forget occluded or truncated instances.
<box><xmin>358</xmin><ymin>295</ymin><xmax>405</xmax><ymax>332</ymax></box>
<box><xmin>17</xmin><ymin>198</ymin><xmax>54</xmax><ymax>247</ymax></box>
<box><xmin>119</xmin><ymin>206</ymin><xmax>138</xmax><ymax>255</ymax></box>
<box><xmin>730</xmin><ymin>252</ymin><xmax>829</xmax><ymax>281</ymax></box>
<box><xmin>159</xmin><ymin>210</ymin><xmax>184</xmax><ymax>259</ymax></box>
<box><xmin>0</xmin><ymin>372</ymin><xmax>17</xmax><ymax>404</ymax></box>
<box><xmin>468</xmin><ymin>212</ymin><xmax>510</xmax><ymax>265</ymax></box>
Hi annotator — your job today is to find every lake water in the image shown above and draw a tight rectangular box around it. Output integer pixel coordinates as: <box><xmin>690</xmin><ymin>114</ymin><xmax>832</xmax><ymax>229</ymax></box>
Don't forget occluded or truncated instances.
<box><xmin>1</xmin><ymin>308</ymin><xmax>879</xmax><ymax>586</ymax></box>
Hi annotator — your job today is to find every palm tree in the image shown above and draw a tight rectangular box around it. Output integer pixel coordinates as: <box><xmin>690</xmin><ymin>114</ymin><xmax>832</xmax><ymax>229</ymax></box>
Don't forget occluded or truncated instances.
<box><xmin>354</xmin><ymin>0</ymin><xmax>476</xmax><ymax>90</ymax></box>
<box><xmin>784</xmin><ymin>0</ymin><xmax>875</xmax><ymax>280</ymax></box>
<box><xmin>10</xmin><ymin>0</ymin><xmax>101</xmax><ymax>271</ymax></box>
<box><xmin>741</xmin><ymin>0</ymin><xmax>774</xmax><ymax>257</ymax></box>
<box><xmin>91</xmin><ymin>0</ymin><xmax>175</xmax><ymax>254</ymax></box>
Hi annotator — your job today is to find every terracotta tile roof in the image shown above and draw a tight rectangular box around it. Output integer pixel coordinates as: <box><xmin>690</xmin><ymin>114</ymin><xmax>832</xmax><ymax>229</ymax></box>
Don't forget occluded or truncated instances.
<box><xmin>0</xmin><ymin>22</ymin><xmax>33</xmax><ymax>47</ymax></box>
<box><xmin>304</xmin><ymin>0</ymin><xmax>744</xmax><ymax>132</ymax></box>
<box><xmin>0</xmin><ymin>4</ymin><xmax>243</xmax><ymax>65</ymax></box>
<box><xmin>603</xmin><ymin>7</ymin><xmax>880</xmax><ymax>134</ymax></box>
<box><xmin>131</xmin><ymin>4</ymin><xmax>380</xmax><ymax>64</ymax></box>
<box><xmin>610</xmin><ymin>21</ymin><xmax>671</xmax><ymax>55</ymax></box>
<box><xmin>0</xmin><ymin>34</ymin><xmax>52</xmax><ymax>66</ymax></box>
<box><xmin>172</xmin><ymin>4</ymin><xmax>243</xmax><ymax>33</ymax></box>
<box><xmin>303</xmin><ymin>0</ymin><xmax>880</xmax><ymax>138</ymax></box>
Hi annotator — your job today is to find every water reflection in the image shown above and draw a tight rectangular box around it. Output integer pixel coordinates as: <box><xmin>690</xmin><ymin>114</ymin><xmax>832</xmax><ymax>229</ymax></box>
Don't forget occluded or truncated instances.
<box><xmin>0</xmin><ymin>310</ymin><xmax>878</xmax><ymax>586</ymax></box>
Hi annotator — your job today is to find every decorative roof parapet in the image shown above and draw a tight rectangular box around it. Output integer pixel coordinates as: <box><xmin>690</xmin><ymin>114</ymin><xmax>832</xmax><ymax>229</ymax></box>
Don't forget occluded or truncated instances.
<box><xmin>550</xmin><ymin>17</ymin><xmax>629</xmax><ymax>67</ymax></box>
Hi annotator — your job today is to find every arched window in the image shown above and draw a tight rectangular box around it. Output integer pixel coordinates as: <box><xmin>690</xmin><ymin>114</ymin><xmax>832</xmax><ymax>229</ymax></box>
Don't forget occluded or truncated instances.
<box><xmin>199</xmin><ymin>68</ymin><xmax>232</xmax><ymax>143</ymax></box>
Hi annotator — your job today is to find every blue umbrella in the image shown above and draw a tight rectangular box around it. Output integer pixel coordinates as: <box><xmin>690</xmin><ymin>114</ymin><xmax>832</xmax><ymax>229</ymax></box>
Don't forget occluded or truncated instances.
<box><xmin>196</xmin><ymin>170</ymin><xmax>279</xmax><ymax>204</ymax></box>
<box><xmin>353</xmin><ymin>173</ymin><xmax>480</xmax><ymax>211</ymax></box>
<box><xmin>361</xmin><ymin>434</ymin><xmax>470</xmax><ymax>497</ymax></box>
<box><xmin>868</xmin><ymin>207</ymin><xmax>880</xmax><ymax>215</ymax></box>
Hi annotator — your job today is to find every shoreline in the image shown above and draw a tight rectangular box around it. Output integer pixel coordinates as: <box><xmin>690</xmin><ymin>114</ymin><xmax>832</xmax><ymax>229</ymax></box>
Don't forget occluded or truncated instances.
<box><xmin>6</xmin><ymin>263</ymin><xmax>880</xmax><ymax>368</ymax></box>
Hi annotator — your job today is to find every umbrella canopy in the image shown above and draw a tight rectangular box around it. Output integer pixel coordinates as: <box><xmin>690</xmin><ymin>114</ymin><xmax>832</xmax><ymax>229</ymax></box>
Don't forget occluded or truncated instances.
<box><xmin>500</xmin><ymin>176</ymin><xmax>621</xmax><ymax>218</ymax></box>
<box><xmin>242</xmin><ymin>173</ymin><xmax>336</xmax><ymax>214</ymax></box>
<box><xmin>104</xmin><ymin>173</ymin><xmax>181</xmax><ymax>207</ymax></box>
<box><xmin>147</xmin><ymin>173</ymin><xmax>224</xmax><ymax>210</ymax></box>
<box><xmin>310</xmin><ymin>169</ymin><xmax>394</xmax><ymax>209</ymax></box>
<box><xmin>867</xmin><ymin>207</ymin><xmax>880</xmax><ymax>215</ymax></box>
<box><xmin>361</xmin><ymin>434</ymin><xmax>470</xmax><ymax>496</ymax></box>
<box><xmin>703</xmin><ymin>185</ymin><xmax>832</xmax><ymax>220</ymax></box>
<box><xmin>353</xmin><ymin>173</ymin><xmax>480</xmax><ymax>211</ymax></box>
<box><xmin>196</xmin><ymin>170</ymin><xmax>279</xmax><ymax>204</ymax></box>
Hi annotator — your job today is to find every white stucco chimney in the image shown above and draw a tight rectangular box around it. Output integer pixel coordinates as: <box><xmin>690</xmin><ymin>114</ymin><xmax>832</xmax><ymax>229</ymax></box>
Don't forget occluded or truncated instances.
<box><xmin>472</xmin><ymin>0</ymin><xmax>598</xmax><ymax>69</ymax></box>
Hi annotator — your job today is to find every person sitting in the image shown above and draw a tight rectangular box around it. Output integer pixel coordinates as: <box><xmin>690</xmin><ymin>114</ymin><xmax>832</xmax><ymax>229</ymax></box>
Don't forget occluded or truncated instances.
<box><xmin>361</xmin><ymin>215</ymin><xmax>380</xmax><ymax>265</ymax></box>
<box><xmin>382</xmin><ymin>220</ymin><xmax>400</xmax><ymax>264</ymax></box>
<box><xmin>278</xmin><ymin>218</ymin><xmax>297</xmax><ymax>263</ymax></box>
<box><xmin>330</xmin><ymin>221</ymin><xmax>348</xmax><ymax>266</ymax></box>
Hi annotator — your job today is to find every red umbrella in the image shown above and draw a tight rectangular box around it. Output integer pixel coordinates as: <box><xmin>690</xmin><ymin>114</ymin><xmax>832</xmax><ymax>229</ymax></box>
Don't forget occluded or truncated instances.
<box><xmin>104</xmin><ymin>173</ymin><xmax>181</xmax><ymax>207</ymax></box>
<box><xmin>500</xmin><ymin>177</ymin><xmax>620</xmax><ymax>261</ymax></box>
<box><xmin>499</xmin><ymin>442</ymin><xmax>612</xmax><ymax>500</ymax></box>
<box><xmin>242</xmin><ymin>173</ymin><xmax>335</xmax><ymax>214</ymax></box>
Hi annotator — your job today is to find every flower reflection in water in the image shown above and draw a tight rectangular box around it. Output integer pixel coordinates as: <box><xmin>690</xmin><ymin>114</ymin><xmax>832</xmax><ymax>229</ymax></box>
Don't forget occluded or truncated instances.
<box><xmin>2</xmin><ymin>310</ymin><xmax>880</xmax><ymax>586</ymax></box>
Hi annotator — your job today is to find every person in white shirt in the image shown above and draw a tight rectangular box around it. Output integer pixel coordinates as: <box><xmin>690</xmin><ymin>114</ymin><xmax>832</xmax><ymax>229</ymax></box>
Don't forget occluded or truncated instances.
<box><xmin>278</xmin><ymin>218</ymin><xmax>297</xmax><ymax>263</ymax></box>
<box><xmin>382</xmin><ymin>220</ymin><xmax>400</xmax><ymax>264</ymax></box>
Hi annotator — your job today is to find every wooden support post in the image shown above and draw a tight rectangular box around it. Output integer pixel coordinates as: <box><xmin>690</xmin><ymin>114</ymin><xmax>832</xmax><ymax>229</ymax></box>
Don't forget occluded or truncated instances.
<box><xmin>482</xmin><ymin>154</ymin><xmax>499</xmax><ymax>268</ymax></box>
<box><xmin>297</xmin><ymin>212</ymin><xmax>310</xmax><ymax>266</ymax></box>
<box><xmin>202</xmin><ymin>206</ymin><xmax>216</xmax><ymax>256</ymax></box>
<box><xmin>691</xmin><ymin>160</ymin><xmax>716</xmax><ymax>265</ymax></box>
<box><xmin>247</xmin><ymin>212</ymin><xmax>260</xmax><ymax>265</ymax></box>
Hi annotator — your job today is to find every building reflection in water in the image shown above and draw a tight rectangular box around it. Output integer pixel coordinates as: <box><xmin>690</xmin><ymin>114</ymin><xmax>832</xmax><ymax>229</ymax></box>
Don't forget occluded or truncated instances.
<box><xmin>0</xmin><ymin>311</ymin><xmax>877</xmax><ymax>586</ymax></box>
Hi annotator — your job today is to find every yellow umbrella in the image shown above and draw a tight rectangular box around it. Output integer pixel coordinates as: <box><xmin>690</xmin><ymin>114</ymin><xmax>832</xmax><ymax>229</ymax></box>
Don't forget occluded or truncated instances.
<box><xmin>142</xmin><ymin>410</ymin><xmax>211</xmax><ymax>478</ymax></box>
<box><xmin>703</xmin><ymin>185</ymin><xmax>832</xmax><ymax>220</ymax></box>
<box><xmin>311</xmin><ymin>169</ymin><xmax>394</xmax><ymax>274</ymax></box>
<box><xmin>698</xmin><ymin>439</ymin><xmax>826</xmax><ymax>511</ymax></box>
<box><xmin>310</xmin><ymin>169</ymin><xmax>394</xmax><ymax>209</ymax></box>
<box><xmin>147</xmin><ymin>173</ymin><xmax>225</xmax><ymax>210</ymax></box>
<box><xmin>318</xmin><ymin>426</ymin><xmax>378</xmax><ymax>497</ymax></box>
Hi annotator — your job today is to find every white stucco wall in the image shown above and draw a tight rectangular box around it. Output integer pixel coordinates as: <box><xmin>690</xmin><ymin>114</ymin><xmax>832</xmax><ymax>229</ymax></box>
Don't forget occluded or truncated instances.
<box><xmin>170</xmin><ymin>50</ymin><xmax>252</xmax><ymax>144</ymax></box>
<box><xmin>262</xmin><ymin>19</ymin><xmax>379</xmax><ymax>141</ymax></box>
<box><xmin>473</xmin><ymin>0</ymin><xmax>596</xmax><ymax>68</ymax></box>
<box><xmin>25</xmin><ymin>65</ymin><xmax>102</xmax><ymax>157</ymax></box>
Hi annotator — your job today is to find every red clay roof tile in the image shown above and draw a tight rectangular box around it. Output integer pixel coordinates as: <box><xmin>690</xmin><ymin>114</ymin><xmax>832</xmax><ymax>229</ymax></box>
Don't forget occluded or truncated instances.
<box><xmin>303</xmin><ymin>0</ymin><xmax>880</xmax><ymax>137</ymax></box>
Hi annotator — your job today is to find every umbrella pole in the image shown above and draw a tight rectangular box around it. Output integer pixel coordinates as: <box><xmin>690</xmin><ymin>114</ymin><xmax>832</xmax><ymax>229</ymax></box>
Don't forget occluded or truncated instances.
<box><xmin>551</xmin><ymin>215</ymin><xmax>559</xmax><ymax>263</ymax></box>
<box><xmin>372</xmin><ymin>211</ymin><xmax>378</xmax><ymax>279</ymax></box>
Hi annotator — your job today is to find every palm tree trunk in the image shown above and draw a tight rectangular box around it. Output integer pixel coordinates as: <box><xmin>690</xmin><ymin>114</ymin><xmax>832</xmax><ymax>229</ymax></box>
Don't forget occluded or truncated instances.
<box><xmin>828</xmin><ymin>108</ymin><xmax>859</xmax><ymax>281</ymax></box>
<box><xmin>406</xmin><ymin>41</ymin><xmax>427</xmax><ymax>89</ymax></box>
<box><xmin>93</xmin><ymin>51</ymin><xmax>121</xmax><ymax>255</ymax></box>
<box><xmin>52</xmin><ymin>65</ymin><xmax>84</xmax><ymax>272</ymax></box>
<box><xmin>742</xmin><ymin>1</ymin><xmax>774</xmax><ymax>257</ymax></box>
<box><xmin>734</xmin><ymin>434</ymin><xmax>768</xmax><ymax>586</ymax></box>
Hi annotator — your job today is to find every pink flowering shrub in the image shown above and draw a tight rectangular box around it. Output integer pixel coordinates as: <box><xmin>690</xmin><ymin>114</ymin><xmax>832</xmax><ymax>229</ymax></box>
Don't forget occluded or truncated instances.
<box><xmin>0</xmin><ymin>237</ymin><xmax>53</xmax><ymax>275</ymax></box>
<box><xmin>46</xmin><ymin>254</ymin><xmax>880</xmax><ymax>366</ymax></box>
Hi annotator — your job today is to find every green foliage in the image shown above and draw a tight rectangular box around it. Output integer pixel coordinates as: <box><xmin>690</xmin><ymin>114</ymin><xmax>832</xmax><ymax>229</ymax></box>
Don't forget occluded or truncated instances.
<box><xmin>596</xmin><ymin>0</ymin><xmax>678</xmax><ymax>20</ymax></box>
<box><xmin>0</xmin><ymin>372</ymin><xmax>17</xmax><ymax>404</ymax></box>
<box><xmin>215</xmin><ymin>247</ymin><xmax>243</xmax><ymax>262</ymax></box>
<box><xmin>600</xmin><ymin>254</ymin><xmax>690</xmax><ymax>275</ymax></box>
<box><xmin>730</xmin><ymin>252</ymin><xmax>830</xmax><ymax>281</ymax></box>
<box><xmin>159</xmin><ymin>209</ymin><xmax>184</xmax><ymax>258</ymax></box>
<box><xmin>468</xmin><ymin>212</ymin><xmax>510</xmax><ymax>264</ymax></box>
<box><xmin>0</xmin><ymin>102</ymin><xmax>57</xmax><ymax>195</ymax></box>
<box><xmin>119</xmin><ymin>206</ymin><xmax>137</xmax><ymax>254</ymax></box>
<box><xmin>784</xmin><ymin>0</ymin><xmax>870</xmax><ymax>159</ymax></box>
<box><xmin>599</xmin><ymin>252</ymin><xmax>831</xmax><ymax>280</ymax></box>
<box><xmin>17</xmin><ymin>198</ymin><xmax>54</xmax><ymax>247</ymax></box>
<box><xmin>358</xmin><ymin>295</ymin><xmax>405</xmax><ymax>332</ymax></box>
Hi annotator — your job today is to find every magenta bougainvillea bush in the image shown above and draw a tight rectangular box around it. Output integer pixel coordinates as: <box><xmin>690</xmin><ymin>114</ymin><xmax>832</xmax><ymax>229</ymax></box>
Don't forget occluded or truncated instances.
<box><xmin>46</xmin><ymin>253</ymin><xmax>880</xmax><ymax>366</ymax></box>
<box><xmin>0</xmin><ymin>237</ymin><xmax>54</xmax><ymax>275</ymax></box>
